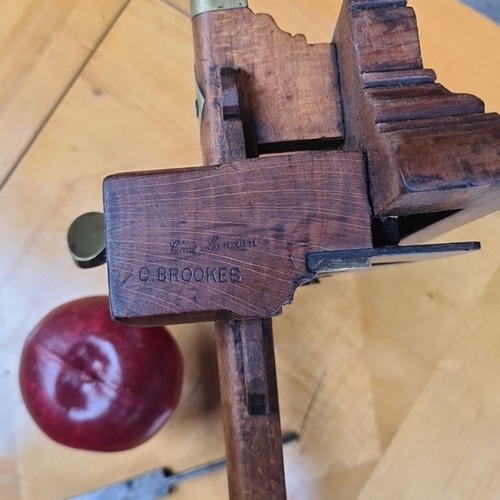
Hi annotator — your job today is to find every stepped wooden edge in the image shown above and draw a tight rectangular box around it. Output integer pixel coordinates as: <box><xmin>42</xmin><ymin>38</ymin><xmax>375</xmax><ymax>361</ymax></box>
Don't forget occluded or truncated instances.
<box><xmin>190</xmin><ymin>0</ymin><xmax>500</xmax><ymax>244</ymax></box>
<box><xmin>333</xmin><ymin>0</ymin><xmax>500</xmax><ymax>241</ymax></box>
<box><xmin>104</xmin><ymin>0</ymin><xmax>500</xmax><ymax>326</ymax></box>
<box><xmin>101</xmin><ymin>2</ymin><xmax>500</xmax><ymax>499</ymax></box>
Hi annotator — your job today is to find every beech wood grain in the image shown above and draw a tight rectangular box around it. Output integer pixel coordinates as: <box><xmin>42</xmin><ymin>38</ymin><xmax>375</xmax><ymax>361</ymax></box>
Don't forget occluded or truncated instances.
<box><xmin>201</xmin><ymin>65</ymin><xmax>287</xmax><ymax>500</ymax></box>
<box><xmin>334</xmin><ymin>0</ymin><xmax>500</xmax><ymax>235</ymax></box>
<box><xmin>103</xmin><ymin>6</ymin><xmax>500</xmax><ymax>500</ymax></box>
<box><xmin>104</xmin><ymin>151</ymin><xmax>372</xmax><ymax>325</ymax></box>
<box><xmin>216</xmin><ymin>319</ymin><xmax>286</xmax><ymax>500</ymax></box>
<box><xmin>192</xmin><ymin>8</ymin><xmax>344</xmax><ymax>164</ymax></box>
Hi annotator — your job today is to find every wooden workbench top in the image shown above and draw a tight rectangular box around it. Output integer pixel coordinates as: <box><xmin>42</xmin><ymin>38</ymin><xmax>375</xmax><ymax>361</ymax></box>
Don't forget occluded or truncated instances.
<box><xmin>0</xmin><ymin>1</ymin><xmax>499</xmax><ymax>499</ymax></box>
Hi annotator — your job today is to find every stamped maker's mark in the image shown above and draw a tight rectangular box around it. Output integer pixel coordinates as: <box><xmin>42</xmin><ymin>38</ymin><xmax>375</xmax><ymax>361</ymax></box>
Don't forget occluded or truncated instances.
<box><xmin>137</xmin><ymin>235</ymin><xmax>256</xmax><ymax>285</ymax></box>
<box><xmin>169</xmin><ymin>235</ymin><xmax>258</xmax><ymax>255</ymax></box>
<box><xmin>140</xmin><ymin>266</ymin><xmax>243</xmax><ymax>284</ymax></box>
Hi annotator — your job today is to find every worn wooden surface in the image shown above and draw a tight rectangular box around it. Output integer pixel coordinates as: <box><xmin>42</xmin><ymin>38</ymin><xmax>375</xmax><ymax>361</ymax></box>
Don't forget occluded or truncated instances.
<box><xmin>102</xmin><ymin>5</ymin><xmax>493</xmax><ymax>499</ymax></box>
<box><xmin>216</xmin><ymin>319</ymin><xmax>286</xmax><ymax>499</ymax></box>
<box><xmin>334</xmin><ymin>0</ymin><xmax>500</xmax><ymax>234</ymax></box>
<box><xmin>104</xmin><ymin>152</ymin><xmax>372</xmax><ymax>324</ymax></box>
<box><xmin>1</xmin><ymin>1</ymin><xmax>500</xmax><ymax>499</ymax></box>
<box><xmin>200</xmin><ymin>64</ymin><xmax>287</xmax><ymax>499</ymax></box>
<box><xmin>193</xmin><ymin>8</ymin><xmax>344</xmax><ymax>164</ymax></box>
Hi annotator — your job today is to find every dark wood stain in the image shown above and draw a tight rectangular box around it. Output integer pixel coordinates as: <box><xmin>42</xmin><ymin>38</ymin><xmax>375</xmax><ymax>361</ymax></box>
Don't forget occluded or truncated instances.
<box><xmin>333</xmin><ymin>0</ymin><xmax>500</xmax><ymax>240</ymax></box>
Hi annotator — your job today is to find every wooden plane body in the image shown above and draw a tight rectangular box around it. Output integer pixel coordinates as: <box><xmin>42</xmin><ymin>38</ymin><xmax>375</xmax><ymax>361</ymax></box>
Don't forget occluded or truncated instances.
<box><xmin>103</xmin><ymin>0</ymin><xmax>500</xmax><ymax>327</ymax></box>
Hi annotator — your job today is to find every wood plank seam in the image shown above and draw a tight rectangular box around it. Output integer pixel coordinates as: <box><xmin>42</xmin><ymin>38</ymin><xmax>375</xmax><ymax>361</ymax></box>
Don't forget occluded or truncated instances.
<box><xmin>158</xmin><ymin>0</ymin><xmax>190</xmax><ymax>17</ymax></box>
<box><xmin>0</xmin><ymin>0</ymin><xmax>135</xmax><ymax>192</ymax></box>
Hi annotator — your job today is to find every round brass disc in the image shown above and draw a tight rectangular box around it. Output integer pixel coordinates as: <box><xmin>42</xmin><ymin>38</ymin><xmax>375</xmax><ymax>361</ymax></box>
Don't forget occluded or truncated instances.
<box><xmin>67</xmin><ymin>212</ymin><xmax>106</xmax><ymax>268</ymax></box>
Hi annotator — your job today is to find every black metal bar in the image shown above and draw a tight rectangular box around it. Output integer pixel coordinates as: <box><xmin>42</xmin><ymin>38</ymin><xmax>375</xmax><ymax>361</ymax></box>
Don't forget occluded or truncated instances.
<box><xmin>306</xmin><ymin>242</ymin><xmax>481</xmax><ymax>274</ymax></box>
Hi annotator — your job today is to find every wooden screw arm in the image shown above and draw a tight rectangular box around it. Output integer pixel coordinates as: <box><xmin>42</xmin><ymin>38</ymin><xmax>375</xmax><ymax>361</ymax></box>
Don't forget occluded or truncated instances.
<box><xmin>100</xmin><ymin>1</ymin><xmax>500</xmax><ymax>499</ymax></box>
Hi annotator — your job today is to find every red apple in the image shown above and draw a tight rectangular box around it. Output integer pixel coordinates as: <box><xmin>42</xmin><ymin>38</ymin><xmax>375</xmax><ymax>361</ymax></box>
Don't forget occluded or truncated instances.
<box><xmin>19</xmin><ymin>296</ymin><xmax>183</xmax><ymax>452</ymax></box>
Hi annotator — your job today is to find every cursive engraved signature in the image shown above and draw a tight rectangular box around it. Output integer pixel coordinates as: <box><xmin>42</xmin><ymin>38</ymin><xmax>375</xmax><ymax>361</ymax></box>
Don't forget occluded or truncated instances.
<box><xmin>169</xmin><ymin>240</ymin><xmax>200</xmax><ymax>255</ymax></box>
<box><xmin>202</xmin><ymin>235</ymin><xmax>258</xmax><ymax>252</ymax></box>
<box><xmin>167</xmin><ymin>235</ymin><xmax>258</xmax><ymax>255</ymax></box>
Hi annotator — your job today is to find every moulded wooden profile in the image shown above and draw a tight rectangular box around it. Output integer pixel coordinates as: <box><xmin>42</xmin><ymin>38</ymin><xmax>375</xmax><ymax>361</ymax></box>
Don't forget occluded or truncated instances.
<box><xmin>333</xmin><ymin>0</ymin><xmax>500</xmax><ymax>239</ymax></box>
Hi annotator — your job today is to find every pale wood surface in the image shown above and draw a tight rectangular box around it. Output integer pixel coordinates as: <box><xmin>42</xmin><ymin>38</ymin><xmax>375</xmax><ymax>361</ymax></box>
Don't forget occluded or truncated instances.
<box><xmin>0</xmin><ymin>1</ymin><xmax>499</xmax><ymax>499</ymax></box>
<box><xmin>0</xmin><ymin>0</ymin><xmax>130</xmax><ymax>186</ymax></box>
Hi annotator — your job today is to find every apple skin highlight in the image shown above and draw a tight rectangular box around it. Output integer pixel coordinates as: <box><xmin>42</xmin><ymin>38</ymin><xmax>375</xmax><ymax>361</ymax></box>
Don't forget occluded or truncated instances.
<box><xmin>19</xmin><ymin>296</ymin><xmax>183</xmax><ymax>452</ymax></box>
